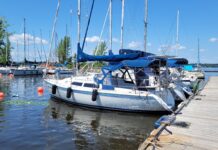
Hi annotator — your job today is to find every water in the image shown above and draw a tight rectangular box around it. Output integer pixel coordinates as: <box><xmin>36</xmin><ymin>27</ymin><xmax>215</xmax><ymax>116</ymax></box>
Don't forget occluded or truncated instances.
<box><xmin>0</xmin><ymin>76</ymin><xmax>160</xmax><ymax>150</ymax></box>
<box><xmin>203</xmin><ymin>67</ymin><xmax>218</xmax><ymax>81</ymax></box>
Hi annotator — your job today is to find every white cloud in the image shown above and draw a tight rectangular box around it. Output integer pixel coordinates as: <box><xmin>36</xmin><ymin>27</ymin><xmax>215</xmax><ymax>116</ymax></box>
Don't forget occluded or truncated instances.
<box><xmin>9</xmin><ymin>33</ymin><xmax>48</xmax><ymax>45</ymax></box>
<box><xmin>112</xmin><ymin>38</ymin><xmax>119</xmax><ymax>43</ymax></box>
<box><xmin>209</xmin><ymin>37</ymin><xmax>218</xmax><ymax>43</ymax></box>
<box><xmin>86</xmin><ymin>36</ymin><xmax>101</xmax><ymax>43</ymax></box>
<box><xmin>158</xmin><ymin>43</ymin><xmax>186</xmax><ymax>52</ymax></box>
<box><xmin>128</xmin><ymin>41</ymin><xmax>142</xmax><ymax>49</ymax></box>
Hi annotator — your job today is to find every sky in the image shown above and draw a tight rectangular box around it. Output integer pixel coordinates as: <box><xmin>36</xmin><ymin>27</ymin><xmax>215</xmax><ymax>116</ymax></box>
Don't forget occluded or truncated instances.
<box><xmin>0</xmin><ymin>0</ymin><xmax>218</xmax><ymax>63</ymax></box>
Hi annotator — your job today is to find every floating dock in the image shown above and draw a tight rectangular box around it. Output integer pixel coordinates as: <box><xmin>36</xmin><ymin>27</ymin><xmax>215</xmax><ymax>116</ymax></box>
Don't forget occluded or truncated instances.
<box><xmin>139</xmin><ymin>76</ymin><xmax>218</xmax><ymax>150</ymax></box>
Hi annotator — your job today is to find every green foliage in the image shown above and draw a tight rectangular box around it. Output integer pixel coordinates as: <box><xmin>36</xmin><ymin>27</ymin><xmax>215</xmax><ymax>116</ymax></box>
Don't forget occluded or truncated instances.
<box><xmin>0</xmin><ymin>17</ymin><xmax>12</xmax><ymax>65</ymax></box>
<box><xmin>56</xmin><ymin>36</ymin><xmax>71</xmax><ymax>64</ymax></box>
<box><xmin>92</xmin><ymin>41</ymin><xmax>107</xmax><ymax>68</ymax></box>
<box><xmin>66</xmin><ymin>56</ymin><xmax>73</xmax><ymax>69</ymax></box>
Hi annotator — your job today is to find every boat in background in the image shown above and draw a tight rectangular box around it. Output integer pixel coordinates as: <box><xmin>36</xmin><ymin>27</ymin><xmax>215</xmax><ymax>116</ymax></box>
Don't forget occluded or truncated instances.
<box><xmin>10</xmin><ymin>65</ymin><xmax>43</xmax><ymax>76</ymax></box>
<box><xmin>0</xmin><ymin>67</ymin><xmax>12</xmax><ymax>74</ymax></box>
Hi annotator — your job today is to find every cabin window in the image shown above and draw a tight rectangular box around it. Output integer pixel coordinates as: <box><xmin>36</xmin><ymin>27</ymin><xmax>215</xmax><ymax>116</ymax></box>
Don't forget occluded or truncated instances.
<box><xmin>72</xmin><ymin>82</ymin><xmax>83</xmax><ymax>86</ymax></box>
<box><xmin>83</xmin><ymin>83</ymin><xmax>96</xmax><ymax>88</ymax></box>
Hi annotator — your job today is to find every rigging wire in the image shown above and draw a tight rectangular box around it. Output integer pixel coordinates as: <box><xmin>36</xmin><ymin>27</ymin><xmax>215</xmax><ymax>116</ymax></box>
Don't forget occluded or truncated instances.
<box><xmin>79</xmin><ymin>1</ymin><xmax>110</xmax><ymax>72</ymax></box>
<box><xmin>45</xmin><ymin>0</ymin><xmax>61</xmax><ymax>70</ymax></box>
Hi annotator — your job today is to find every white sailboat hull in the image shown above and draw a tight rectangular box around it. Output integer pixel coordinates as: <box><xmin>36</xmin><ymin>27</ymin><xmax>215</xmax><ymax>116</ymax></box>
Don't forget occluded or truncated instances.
<box><xmin>45</xmin><ymin>79</ymin><xmax>175</xmax><ymax>112</ymax></box>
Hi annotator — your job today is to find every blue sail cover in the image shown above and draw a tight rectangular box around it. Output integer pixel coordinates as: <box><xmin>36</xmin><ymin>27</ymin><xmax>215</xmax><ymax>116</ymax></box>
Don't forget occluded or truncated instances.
<box><xmin>119</xmin><ymin>49</ymin><xmax>154</xmax><ymax>57</ymax></box>
<box><xmin>102</xmin><ymin>57</ymin><xmax>166</xmax><ymax>72</ymax></box>
<box><xmin>77</xmin><ymin>44</ymin><xmax>150</xmax><ymax>62</ymax></box>
<box><xmin>167</xmin><ymin>58</ymin><xmax>188</xmax><ymax>67</ymax></box>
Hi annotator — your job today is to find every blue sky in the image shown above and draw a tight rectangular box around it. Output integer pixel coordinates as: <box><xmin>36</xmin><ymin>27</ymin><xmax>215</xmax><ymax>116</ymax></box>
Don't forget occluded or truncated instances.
<box><xmin>1</xmin><ymin>0</ymin><xmax>218</xmax><ymax>63</ymax></box>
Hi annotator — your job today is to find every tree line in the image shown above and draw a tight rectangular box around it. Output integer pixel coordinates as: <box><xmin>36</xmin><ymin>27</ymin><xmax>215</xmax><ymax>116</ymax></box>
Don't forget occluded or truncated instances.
<box><xmin>0</xmin><ymin>17</ymin><xmax>12</xmax><ymax>65</ymax></box>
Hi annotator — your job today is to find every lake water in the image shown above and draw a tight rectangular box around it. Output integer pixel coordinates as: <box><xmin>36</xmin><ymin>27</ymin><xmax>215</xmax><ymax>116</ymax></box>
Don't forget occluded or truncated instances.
<box><xmin>0</xmin><ymin>70</ymin><xmax>217</xmax><ymax>150</ymax></box>
<box><xmin>0</xmin><ymin>76</ymin><xmax>160</xmax><ymax>150</ymax></box>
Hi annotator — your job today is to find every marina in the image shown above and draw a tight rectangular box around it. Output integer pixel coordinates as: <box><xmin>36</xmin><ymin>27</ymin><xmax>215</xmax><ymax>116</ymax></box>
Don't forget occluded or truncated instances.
<box><xmin>0</xmin><ymin>75</ymin><xmax>160</xmax><ymax>149</ymax></box>
<box><xmin>0</xmin><ymin>0</ymin><xmax>218</xmax><ymax>149</ymax></box>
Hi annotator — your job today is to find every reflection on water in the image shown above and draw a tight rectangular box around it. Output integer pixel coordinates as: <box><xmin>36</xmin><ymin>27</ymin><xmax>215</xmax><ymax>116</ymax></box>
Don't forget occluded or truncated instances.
<box><xmin>0</xmin><ymin>76</ymin><xmax>160</xmax><ymax>149</ymax></box>
<box><xmin>44</xmin><ymin>99</ymin><xmax>159</xmax><ymax>149</ymax></box>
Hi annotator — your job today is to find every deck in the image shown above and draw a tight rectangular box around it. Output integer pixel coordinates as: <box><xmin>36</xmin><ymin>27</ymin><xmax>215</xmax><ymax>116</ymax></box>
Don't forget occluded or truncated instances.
<box><xmin>139</xmin><ymin>76</ymin><xmax>218</xmax><ymax>150</ymax></box>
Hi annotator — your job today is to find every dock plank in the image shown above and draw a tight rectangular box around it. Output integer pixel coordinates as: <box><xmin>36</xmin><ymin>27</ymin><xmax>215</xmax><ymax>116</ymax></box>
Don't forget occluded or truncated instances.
<box><xmin>139</xmin><ymin>77</ymin><xmax>218</xmax><ymax>150</ymax></box>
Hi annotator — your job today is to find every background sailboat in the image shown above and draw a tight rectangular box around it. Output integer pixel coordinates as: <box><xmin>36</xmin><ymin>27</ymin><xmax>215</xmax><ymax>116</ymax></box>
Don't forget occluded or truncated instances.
<box><xmin>10</xmin><ymin>18</ymin><xmax>43</xmax><ymax>76</ymax></box>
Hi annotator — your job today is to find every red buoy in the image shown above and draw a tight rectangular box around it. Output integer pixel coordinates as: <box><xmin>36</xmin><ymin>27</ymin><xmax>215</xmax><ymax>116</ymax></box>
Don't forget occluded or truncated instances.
<box><xmin>37</xmin><ymin>87</ymin><xmax>44</xmax><ymax>96</ymax></box>
<box><xmin>0</xmin><ymin>73</ymin><xmax>2</xmax><ymax>78</ymax></box>
<box><xmin>38</xmin><ymin>87</ymin><xmax>44</xmax><ymax>93</ymax></box>
<box><xmin>0</xmin><ymin>92</ymin><xmax>5</xmax><ymax>101</ymax></box>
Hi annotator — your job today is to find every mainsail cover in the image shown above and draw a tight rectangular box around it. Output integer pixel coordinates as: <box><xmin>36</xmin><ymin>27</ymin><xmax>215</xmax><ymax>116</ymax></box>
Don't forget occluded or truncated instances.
<box><xmin>77</xmin><ymin>44</ymin><xmax>152</xmax><ymax>62</ymax></box>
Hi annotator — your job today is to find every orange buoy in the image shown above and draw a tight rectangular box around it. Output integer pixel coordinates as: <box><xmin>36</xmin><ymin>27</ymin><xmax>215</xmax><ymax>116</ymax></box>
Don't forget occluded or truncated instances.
<box><xmin>37</xmin><ymin>87</ymin><xmax>44</xmax><ymax>96</ymax></box>
<box><xmin>0</xmin><ymin>92</ymin><xmax>5</xmax><ymax>101</ymax></box>
<box><xmin>38</xmin><ymin>87</ymin><xmax>44</xmax><ymax>93</ymax></box>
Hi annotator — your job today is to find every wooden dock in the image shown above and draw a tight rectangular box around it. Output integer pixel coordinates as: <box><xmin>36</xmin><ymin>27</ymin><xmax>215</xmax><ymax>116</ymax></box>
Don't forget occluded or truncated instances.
<box><xmin>139</xmin><ymin>76</ymin><xmax>218</xmax><ymax>150</ymax></box>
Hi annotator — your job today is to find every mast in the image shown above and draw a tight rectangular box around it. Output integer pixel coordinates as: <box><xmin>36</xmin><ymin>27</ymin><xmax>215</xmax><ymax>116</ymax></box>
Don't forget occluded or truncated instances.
<box><xmin>45</xmin><ymin>0</ymin><xmax>60</xmax><ymax>69</ymax></box>
<box><xmin>76</xmin><ymin>0</ymin><xmax>81</xmax><ymax>72</ymax></box>
<box><xmin>176</xmin><ymin>10</ymin><xmax>179</xmax><ymax>56</ymax></box>
<box><xmin>33</xmin><ymin>33</ymin><xmax>36</xmax><ymax>62</ymax></box>
<box><xmin>197</xmin><ymin>38</ymin><xmax>200</xmax><ymax>68</ymax></box>
<box><xmin>24</xmin><ymin>18</ymin><xmax>26</xmax><ymax>63</ymax></box>
<box><xmin>77</xmin><ymin>0</ymin><xmax>81</xmax><ymax>44</ymax></box>
<box><xmin>70</xmin><ymin>9</ymin><xmax>73</xmax><ymax>55</ymax></box>
<box><xmin>40</xmin><ymin>29</ymin><xmax>47</xmax><ymax>62</ymax></box>
<box><xmin>120</xmin><ymin>0</ymin><xmax>125</xmax><ymax>49</ymax></box>
<box><xmin>6</xmin><ymin>34</ymin><xmax>8</xmax><ymax>63</ymax></box>
<box><xmin>16</xmin><ymin>40</ymin><xmax>19</xmax><ymax>62</ymax></box>
<box><xmin>109</xmin><ymin>0</ymin><xmax>112</xmax><ymax>50</ymax></box>
<box><xmin>40</xmin><ymin>29</ymin><xmax>43</xmax><ymax>61</ymax></box>
<box><xmin>27</xmin><ymin>34</ymin><xmax>30</xmax><ymax>61</ymax></box>
<box><xmin>144</xmin><ymin>0</ymin><xmax>148</xmax><ymax>52</ymax></box>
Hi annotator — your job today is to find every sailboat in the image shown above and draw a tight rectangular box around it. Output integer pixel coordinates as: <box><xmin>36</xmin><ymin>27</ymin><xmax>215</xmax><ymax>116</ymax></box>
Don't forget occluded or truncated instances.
<box><xmin>45</xmin><ymin>0</ymin><xmax>176</xmax><ymax>112</ymax></box>
<box><xmin>10</xmin><ymin>19</ymin><xmax>43</xmax><ymax>76</ymax></box>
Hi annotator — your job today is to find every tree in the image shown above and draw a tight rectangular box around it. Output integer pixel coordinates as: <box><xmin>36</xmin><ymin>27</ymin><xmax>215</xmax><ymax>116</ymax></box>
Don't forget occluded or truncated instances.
<box><xmin>0</xmin><ymin>17</ymin><xmax>12</xmax><ymax>65</ymax></box>
<box><xmin>93</xmin><ymin>41</ymin><xmax>107</xmax><ymax>56</ymax></box>
<box><xmin>56</xmin><ymin>36</ymin><xmax>71</xmax><ymax>64</ymax></box>
<box><xmin>92</xmin><ymin>41</ymin><xmax>107</xmax><ymax>68</ymax></box>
